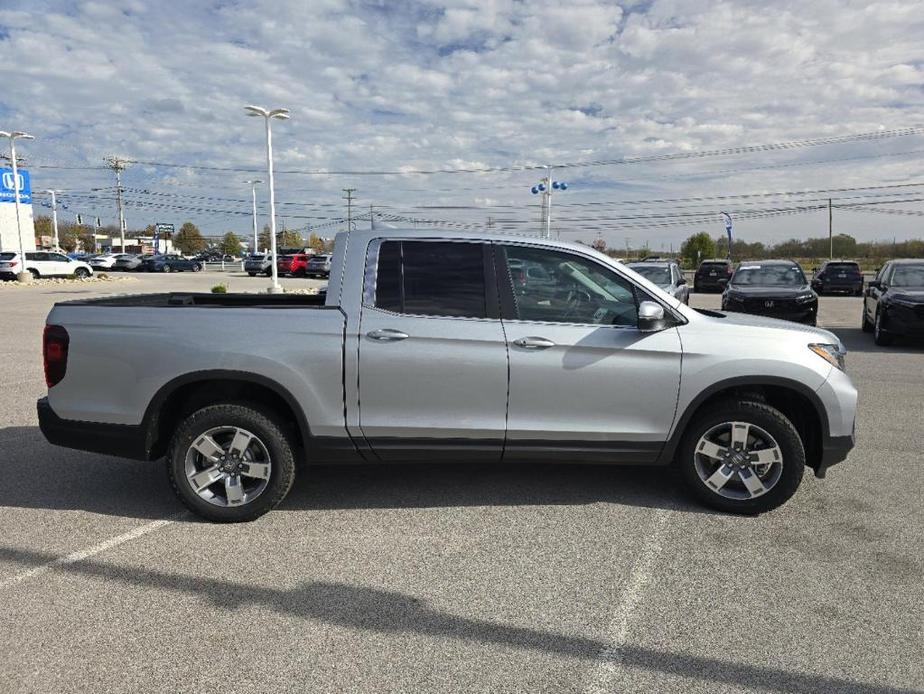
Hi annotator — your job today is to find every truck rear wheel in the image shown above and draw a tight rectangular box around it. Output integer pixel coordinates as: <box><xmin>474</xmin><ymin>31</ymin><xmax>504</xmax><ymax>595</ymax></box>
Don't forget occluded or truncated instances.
<box><xmin>677</xmin><ymin>400</ymin><xmax>805</xmax><ymax>514</ymax></box>
<box><xmin>167</xmin><ymin>403</ymin><xmax>296</xmax><ymax>522</ymax></box>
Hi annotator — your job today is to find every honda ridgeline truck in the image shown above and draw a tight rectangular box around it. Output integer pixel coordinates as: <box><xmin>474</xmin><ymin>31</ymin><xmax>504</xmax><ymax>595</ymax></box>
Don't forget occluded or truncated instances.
<box><xmin>38</xmin><ymin>229</ymin><xmax>857</xmax><ymax>522</ymax></box>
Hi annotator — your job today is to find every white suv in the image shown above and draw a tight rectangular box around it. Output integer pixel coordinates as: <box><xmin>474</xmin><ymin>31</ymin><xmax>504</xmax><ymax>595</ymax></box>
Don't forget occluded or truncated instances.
<box><xmin>0</xmin><ymin>251</ymin><xmax>94</xmax><ymax>280</ymax></box>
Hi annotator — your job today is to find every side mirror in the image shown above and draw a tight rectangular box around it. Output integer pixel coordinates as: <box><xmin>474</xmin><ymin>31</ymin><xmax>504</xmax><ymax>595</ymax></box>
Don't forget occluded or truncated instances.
<box><xmin>677</xmin><ymin>277</ymin><xmax>687</xmax><ymax>285</ymax></box>
<box><xmin>868</xmin><ymin>280</ymin><xmax>881</xmax><ymax>290</ymax></box>
<box><xmin>638</xmin><ymin>301</ymin><xmax>667</xmax><ymax>332</ymax></box>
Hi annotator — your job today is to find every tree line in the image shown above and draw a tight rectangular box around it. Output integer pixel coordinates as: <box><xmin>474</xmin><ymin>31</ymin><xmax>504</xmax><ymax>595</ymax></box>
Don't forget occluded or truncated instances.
<box><xmin>679</xmin><ymin>232</ymin><xmax>924</xmax><ymax>268</ymax></box>
<box><xmin>33</xmin><ymin>216</ymin><xmax>331</xmax><ymax>256</ymax></box>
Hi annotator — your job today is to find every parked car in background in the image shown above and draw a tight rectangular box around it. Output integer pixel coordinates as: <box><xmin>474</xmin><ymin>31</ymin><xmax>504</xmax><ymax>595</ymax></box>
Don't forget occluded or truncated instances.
<box><xmin>722</xmin><ymin>260</ymin><xmax>818</xmax><ymax>325</ymax></box>
<box><xmin>141</xmin><ymin>254</ymin><xmax>203</xmax><ymax>273</ymax></box>
<box><xmin>37</xmin><ymin>228</ymin><xmax>857</xmax><ymax>522</ymax></box>
<box><xmin>0</xmin><ymin>251</ymin><xmax>93</xmax><ymax>280</ymax></box>
<box><xmin>812</xmin><ymin>260</ymin><xmax>864</xmax><ymax>296</ymax></box>
<box><xmin>306</xmin><ymin>254</ymin><xmax>332</xmax><ymax>278</ymax></box>
<box><xmin>244</xmin><ymin>254</ymin><xmax>273</xmax><ymax>277</ymax></box>
<box><xmin>694</xmin><ymin>259</ymin><xmax>734</xmax><ymax>292</ymax></box>
<box><xmin>113</xmin><ymin>254</ymin><xmax>144</xmax><ymax>271</ymax></box>
<box><xmin>89</xmin><ymin>253</ymin><xmax>128</xmax><ymax>271</ymax></box>
<box><xmin>627</xmin><ymin>261</ymin><xmax>690</xmax><ymax>304</ymax></box>
<box><xmin>862</xmin><ymin>259</ymin><xmax>924</xmax><ymax>345</ymax></box>
<box><xmin>277</xmin><ymin>252</ymin><xmax>310</xmax><ymax>277</ymax></box>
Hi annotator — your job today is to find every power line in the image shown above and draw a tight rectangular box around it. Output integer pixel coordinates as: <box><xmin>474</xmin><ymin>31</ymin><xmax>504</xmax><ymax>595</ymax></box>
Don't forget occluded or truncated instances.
<box><xmin>115</xmin><ymin>126</ymin><xmax>924</xmax><ymax>177</ymax></box>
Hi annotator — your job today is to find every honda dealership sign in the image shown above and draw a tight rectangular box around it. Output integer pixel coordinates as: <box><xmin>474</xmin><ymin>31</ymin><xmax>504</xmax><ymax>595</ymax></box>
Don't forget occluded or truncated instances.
<box><xmin>0</xmin><ymin>168</ymin><xmax>32</xmax><ymax>204</ymax></box>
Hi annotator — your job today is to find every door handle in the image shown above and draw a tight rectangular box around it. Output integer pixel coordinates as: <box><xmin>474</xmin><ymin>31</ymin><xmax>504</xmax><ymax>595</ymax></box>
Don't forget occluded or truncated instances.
<box><xmin>366</xmin><ymin>328</ymin><xmax>409</xmax><ymax>342</ymax></box>
<box><xmin>513</xmin><ymin>336</ymin><xmax>555</xmax><ymax>350</ymax></box>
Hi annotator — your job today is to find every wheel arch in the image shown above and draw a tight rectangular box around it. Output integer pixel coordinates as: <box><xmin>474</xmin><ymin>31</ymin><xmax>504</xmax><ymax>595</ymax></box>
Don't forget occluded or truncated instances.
<box><xmin>659</xmin><ymin>376</ymin><xmax>827</xmax><ymax>473</ymax></box>
<box><xmin>142</xmin><ymin>370</ymin><xmax>312</xmax><ymax>460</ymax></box>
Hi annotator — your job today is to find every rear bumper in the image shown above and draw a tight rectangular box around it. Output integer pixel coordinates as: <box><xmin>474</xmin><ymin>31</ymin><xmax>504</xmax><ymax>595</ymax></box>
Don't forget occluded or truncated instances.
<box><xmin>37</xmin><ymin>397</ymin><xmax>149</xmax><ymax>460</ymax></box>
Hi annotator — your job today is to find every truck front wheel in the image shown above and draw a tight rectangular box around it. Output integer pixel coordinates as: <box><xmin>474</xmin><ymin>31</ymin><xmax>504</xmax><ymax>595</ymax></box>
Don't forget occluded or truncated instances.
<box><xmin>167</xmin><ymin>403</ymin><xmax>296</xmax><ymax>522</ymax></box>
<box><xmin>677</xmin><ymin>400</ymin><xmax>805</xmax><ymax>514</ymax></box>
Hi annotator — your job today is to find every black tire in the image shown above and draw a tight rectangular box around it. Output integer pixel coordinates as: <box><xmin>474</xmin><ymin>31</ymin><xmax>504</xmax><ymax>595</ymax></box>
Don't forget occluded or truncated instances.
<box><xmin>28</xmin><ymin>268</ymin><xmax>40</xmax><ymax>279</ymax></box>
<box><xmin>248</xmin><ymin>272</ymin><xmax>257</xmax><ymax>277</ymax></box>
<box><xmin>677</xmin><ymin>399</ymin><xmax>805</xmax><ymax>514</ymax></box>
<box><xmin>192</xmin><ymin>263</ymin><xmax>202</xmax><ymax>273</ymax></box>
<box><xmin>161</xmin><ymin>264</ymin><xmax>171</xmax><ymax>273</ymax></box>
<box><xmin>74</xmin><ymin>267</ymin><xmax>90</xmax><ymax>279</ymax></box>
<box><xmin>873</xmin><ymin>309</ymin><xmax>894</xmax><ymax>346</ymax></box>
<box><xmin>861</xmin><ymin>307</ymin><xmax>873</xmax><ymax>333</ymax></box>
<box><xmin>264</xmin><ymin>268</ymin><xmax>272</xmax><ymax>277</ymax></box>
<box><xmin>167</xmin><ymin>403</ymin><xmax>296</xmax><ymax>523</ymax></box>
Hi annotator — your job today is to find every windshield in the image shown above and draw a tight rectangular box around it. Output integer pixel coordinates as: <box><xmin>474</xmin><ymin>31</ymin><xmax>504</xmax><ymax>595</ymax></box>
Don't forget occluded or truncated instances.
<box><xmin>891</xmin><ymin>265</ymin><xmax>924</xmax><ymax>288</ymax></box>
<box><xmin>732</xmin><ymin>265</ymin><xmax>806</xmax><ymax>287</ymax></box>
<box><xmin>629</xmin><ymin>265</ymin><xmax>672</xmax><ymax>286</ymax></box>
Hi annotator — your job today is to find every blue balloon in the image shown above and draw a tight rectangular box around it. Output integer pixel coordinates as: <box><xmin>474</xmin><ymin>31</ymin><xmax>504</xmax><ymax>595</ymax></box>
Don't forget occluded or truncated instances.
<box><xmin>531</xmin><ymin>186</ymin><xmax>539</xmax><ymax>194</ymax></box>
<box><xmin>560</xmin><ymin>182</ymin><xmax>568</xmax><ymax>190</ymax></box>
<box><xmin>538</xmin><ymin>183</ymin><xmax>546</xmax><ymax>191</ymax></box>
<box><xmin>552</xmin><ymin>181</ymin><xmax>560</xmax><ymax>189</ymax></box>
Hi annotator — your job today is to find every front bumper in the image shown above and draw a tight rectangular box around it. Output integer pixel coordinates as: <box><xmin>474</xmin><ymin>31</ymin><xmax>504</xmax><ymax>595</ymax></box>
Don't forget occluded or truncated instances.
<box><xmin>882</xmin><ymin>306</ymin><xmax>924</xmax><ymax>337</ymax></box>
<box><xmin>724</xmin><ymin>304</ymin><xmax>817</xmax><ymax>324</ymax></box>
<box><xmin>37</xmin><ymin>397</ymin><xmax>149</xmax><ymax>460</ymax></box>
<box><xmin>813</xmin><ymin>367</ymin><xmax>858</xmax><ymax>477</ymax></box>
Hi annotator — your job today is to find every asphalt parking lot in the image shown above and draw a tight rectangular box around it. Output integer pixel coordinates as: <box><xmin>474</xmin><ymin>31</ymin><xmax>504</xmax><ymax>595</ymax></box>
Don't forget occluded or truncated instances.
<box><xmin>0</xmin><ymin>278</ymin><xmax>921</xmax><ymax>694</ymax></box>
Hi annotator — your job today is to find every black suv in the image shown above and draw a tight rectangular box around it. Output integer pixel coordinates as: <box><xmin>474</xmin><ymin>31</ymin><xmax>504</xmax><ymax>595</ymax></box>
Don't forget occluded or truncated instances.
<box><xmin>811</xmin><ymin>260</ymin><xmax>864</xmax><ymax>296</ymax></box>
<box><xmin>694</xmin><ymin>259</ymin><xmax>733</xmax><ymax>292</ymax></box>
<box><xmin>722</xmin><ymin>260</ymin><xmax>818</xmax><ymax>325</ymax></box>
<box><xmin>862</xmin><ymin>259</ymin><xmax>924</xmax><ymax>345</ymax></box>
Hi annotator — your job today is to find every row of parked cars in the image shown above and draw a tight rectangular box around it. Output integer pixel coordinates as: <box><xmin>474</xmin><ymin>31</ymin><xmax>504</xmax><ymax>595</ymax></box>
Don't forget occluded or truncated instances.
<box><xmin>243</xmin><ymin>251</ymin><xmax>332</xmax><ymax>278</ymax></box>
<box><xmin>687</xmin><ymin>256</ymin><xmax>924</xmax><ymax>345</ymax></box>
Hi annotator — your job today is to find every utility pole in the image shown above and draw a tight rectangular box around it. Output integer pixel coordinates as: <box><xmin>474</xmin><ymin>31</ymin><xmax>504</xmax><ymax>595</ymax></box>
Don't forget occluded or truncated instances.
<box><xmin>343</xmin><ymin>188</ymin><xmax>356</xmax><ymax>231</ymax></box>
<box><xmin>105</xmin><ymin>157</ymin><xmax>128</xmax><ymax>252</ymax></box>
<box><xmin>625</xmin><ymin>237</ymin><xmax>631</xmax><ymax>260</ymax></box>
<box><xmin>246</xmin><ymin>179</ymin><xmax>262</xmax><ymax>253</ymax></box>
<box><xmin>369</xmin><ymin>204</ymin><xmax>375</xmax><ymax>230</ymax></box>
<box><xmin>487</xmin><ymin>216</ymin><xmax>495</xmax><ymax>230</ymax></box>
<box><xmin>828</xmin><ymin>198</ymin><xmax>833</xmax><ymax>259</ymax></box>
<box><xmin>45</xmin><ymin>190</ymin><xmax>61</xmax><ymax>249</ymax></box>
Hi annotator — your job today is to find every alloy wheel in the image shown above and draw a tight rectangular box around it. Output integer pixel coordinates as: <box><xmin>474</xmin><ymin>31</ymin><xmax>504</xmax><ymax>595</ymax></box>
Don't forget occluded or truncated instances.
<box><xmin>693</xmin><ymin>421</ymin><xmax>783</xmax><ymax>500</ymax></box>
<box><xmin>184</xmin><ymin>426</ymin><xmax>272</xmax><ymax>507</ymax></box>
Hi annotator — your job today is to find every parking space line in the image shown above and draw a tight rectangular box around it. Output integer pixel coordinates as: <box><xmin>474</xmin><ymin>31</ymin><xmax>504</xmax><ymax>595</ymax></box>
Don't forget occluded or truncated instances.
<box><xmin>583</xmin><ymin>507</ymin><xmax>671</xmax><ymax>694</ymax></box>
<box><xmin>0</xmin><ymin>515</ymin><xmax>182</xmax><ymax>591</ymax></box>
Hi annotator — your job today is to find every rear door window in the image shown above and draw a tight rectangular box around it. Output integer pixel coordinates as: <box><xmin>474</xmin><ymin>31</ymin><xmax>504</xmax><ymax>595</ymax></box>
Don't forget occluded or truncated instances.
<box><xmin>373</xmin><ymin>240</ymin><xmax>487</xmax><ymax>319</ymax></box>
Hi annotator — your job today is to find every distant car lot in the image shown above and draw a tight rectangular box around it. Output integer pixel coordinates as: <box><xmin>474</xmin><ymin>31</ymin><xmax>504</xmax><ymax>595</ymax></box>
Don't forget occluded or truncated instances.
<box><xmin>0</xmin><ymin>277</ymin><xmax>920</xmax><ymax>693</ymax></box>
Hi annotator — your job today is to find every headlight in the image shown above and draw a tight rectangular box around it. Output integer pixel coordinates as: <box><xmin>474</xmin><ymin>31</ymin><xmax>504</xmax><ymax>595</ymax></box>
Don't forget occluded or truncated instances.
<box><xmin>724</xmin><ymin>292</ymin><xmax>744</xmax><ymax>302</ymax></box>
<box><xmin>795</xmin><ymin>293</ymin><xmax>816</xmax><ymax>304</ymax></box>
<box><xmin>809</xmin><ymin>343</ymin><xmax>846</xmax><ymax>371</ymax></box>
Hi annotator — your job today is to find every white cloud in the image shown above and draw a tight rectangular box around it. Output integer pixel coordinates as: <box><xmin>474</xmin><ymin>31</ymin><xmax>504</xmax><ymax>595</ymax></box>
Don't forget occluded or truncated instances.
<box><xmin>0</xmin><ymin>0</ymin><xmax>922</xmax><ymax>246</ymax></box>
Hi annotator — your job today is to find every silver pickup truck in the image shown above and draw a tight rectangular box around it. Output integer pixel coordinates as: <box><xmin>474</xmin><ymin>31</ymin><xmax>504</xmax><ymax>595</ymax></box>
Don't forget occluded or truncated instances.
<box><xmin>38</xmin><ymin>229</ymin><xmax>857</xmax><ymax>522</ymax></box>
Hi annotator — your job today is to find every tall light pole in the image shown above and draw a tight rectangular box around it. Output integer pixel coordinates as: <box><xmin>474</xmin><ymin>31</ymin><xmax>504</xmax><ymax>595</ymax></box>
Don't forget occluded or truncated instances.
<box><xmin>44</xmin><ymin>189</ymin><xmax>61</xmax><ymax>249</ymax></box>
<box><xmin>245</xmin><ymin>105</ymin><xmax>290</xmax><ymax>293</ymax></box>
<box><xmin>530</xmin><ymin>166</ymin><xmax>568</xmax><ymax>239</ymax></box>
<box><xmin>0</xmin><ymin>130</ymin><xmax>34</xmax><ymax>274</ymax></box>
<box><xmin>245</xmin><ymin>179</ymin><xmax>263</xmax><ymax>253</ymax></box>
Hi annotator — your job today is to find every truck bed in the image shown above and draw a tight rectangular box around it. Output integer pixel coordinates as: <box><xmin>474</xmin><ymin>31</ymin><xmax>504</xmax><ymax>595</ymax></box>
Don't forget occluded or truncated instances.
<box><xmin>59</xmin><ymin>292</ymin><xmax>330</xmax><ymax>309</ymax></box>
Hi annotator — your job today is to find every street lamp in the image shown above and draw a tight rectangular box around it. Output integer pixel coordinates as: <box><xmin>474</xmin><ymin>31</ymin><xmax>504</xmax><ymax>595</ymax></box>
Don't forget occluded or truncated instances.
<box><xmin>43</xmin><ymin>189</ymin><xmax>63</xmax><ymax>250</ymax></box>
<box><xmin>530</xmin><ymin>165</ymin><xmax>568</xmax><ymax>239</ymax></box>
<box><xmin>244</xmin><ymin>105</ymin><xmax>290</xmax><ymax>293</ymax></box>
<box><xmin>245</xmin><ymin>179</ymin><xmax>263</xmax><ymax>254</ymax></box>
<box><xmin>0</xmin><ymin>130</ymin><xmax>34</xmax><ymax>278</ymax></box>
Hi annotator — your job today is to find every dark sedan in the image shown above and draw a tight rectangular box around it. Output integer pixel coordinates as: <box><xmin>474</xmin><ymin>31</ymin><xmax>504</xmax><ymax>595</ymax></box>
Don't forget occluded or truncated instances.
<box><xmin>722</xmin><ymin>260</ymin><xmax>818</xmax><ymax>325</ymax></box>
<box><xmin>862</xmin><ymin>259</ymin><xmax>924</xmax><ymax>345</ymax></box>
<box><xmin>812</xmin><ymin>260</ymin><xmax>864</xmax><ymax>296</ymax></box>
<box><xmin>141</xmin><ymin>254</ymin><xmax>203</xmax><ymax>273</ymax></box>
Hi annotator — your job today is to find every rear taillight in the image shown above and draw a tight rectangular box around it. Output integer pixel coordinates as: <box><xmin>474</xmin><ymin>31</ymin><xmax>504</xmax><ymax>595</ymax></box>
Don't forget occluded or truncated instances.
<box><xmin>43</xmin><ymin>325</ymin><xmax>69</xmax><ymax>388</ymax></box>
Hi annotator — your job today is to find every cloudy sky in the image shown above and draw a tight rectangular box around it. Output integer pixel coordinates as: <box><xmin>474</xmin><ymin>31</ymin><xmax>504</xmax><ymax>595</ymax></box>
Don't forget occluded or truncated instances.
<box><xmin>2</xmin><ymin>0</ymin><xmax>924</xmax><ymax>248</ymax></box>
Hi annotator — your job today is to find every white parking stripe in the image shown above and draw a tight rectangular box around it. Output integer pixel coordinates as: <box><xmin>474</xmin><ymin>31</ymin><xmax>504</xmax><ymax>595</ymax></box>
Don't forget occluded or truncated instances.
<box><xmin>584</xmin><ymin>507</ymin><xmax>671</xmax><ymax>694</ymax></box>
<box><xmin>0</xmin><ymin>516</ymin><xmax>180</xmax><ymax>590</ymax></box>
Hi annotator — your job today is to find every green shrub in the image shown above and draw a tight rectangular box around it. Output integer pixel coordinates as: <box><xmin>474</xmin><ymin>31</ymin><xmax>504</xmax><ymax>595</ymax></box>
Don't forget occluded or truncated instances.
<box><xmin>211</xmin><ymin>283</ymin><xmax>228</xmax><ymax>294</ymax></box>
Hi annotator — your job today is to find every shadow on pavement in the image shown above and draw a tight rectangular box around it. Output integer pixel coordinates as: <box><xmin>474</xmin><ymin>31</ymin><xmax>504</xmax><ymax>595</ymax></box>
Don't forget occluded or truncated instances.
<box><xmin>0</xmin><ymin>426</ymin><xmax>704</xmax><ymax>518</ymax></box>
<box><xmin>0</xmin><ymin>545</ymin><xmax>915</xmax><ymax>694</ymax></box>
<box><xmin>835</xmin><ymin>327</ymin><xmax>924</xmax><ymax>355</ymax></box>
